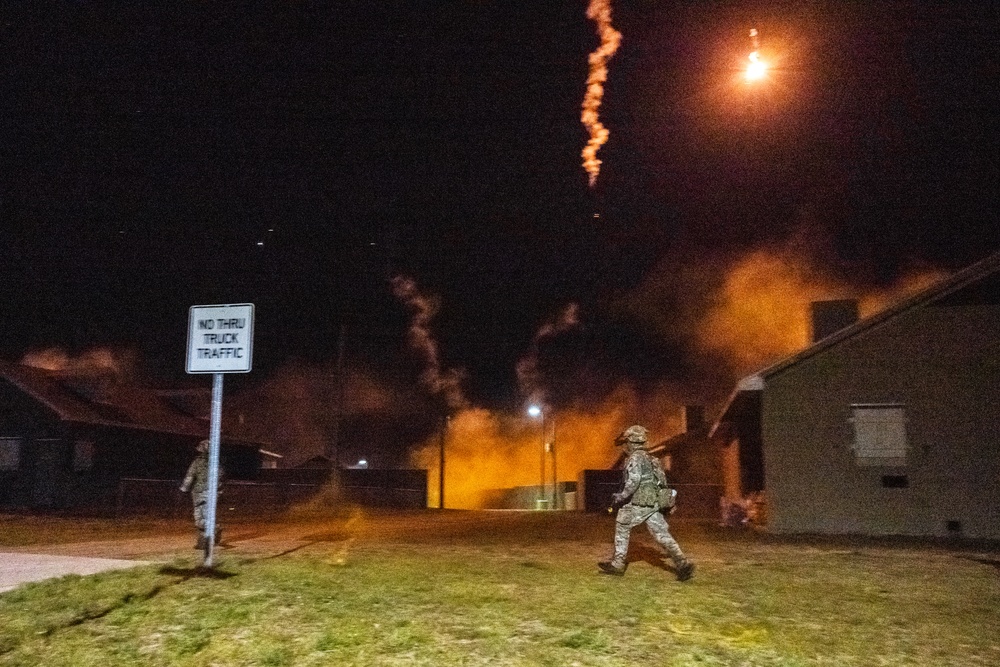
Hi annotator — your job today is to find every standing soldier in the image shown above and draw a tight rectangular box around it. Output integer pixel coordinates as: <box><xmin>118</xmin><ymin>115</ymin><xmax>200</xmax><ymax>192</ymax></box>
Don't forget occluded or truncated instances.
<box><xmin>599</xmin><ymin>425</ymin><xmax>695</xmax><ymax>581</ymax></box>
<box><xmin>179</xmin><ymin>439</ymin><xmax>220</xmax><ymax>550</ymax></box>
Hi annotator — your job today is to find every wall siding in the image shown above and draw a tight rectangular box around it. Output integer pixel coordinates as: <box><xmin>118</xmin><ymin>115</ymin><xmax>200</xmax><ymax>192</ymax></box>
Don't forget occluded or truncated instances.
<box><xmin>763</xmin><ymin>304</ymin><xmax>1000</xmax><ymax>538</ymax></box>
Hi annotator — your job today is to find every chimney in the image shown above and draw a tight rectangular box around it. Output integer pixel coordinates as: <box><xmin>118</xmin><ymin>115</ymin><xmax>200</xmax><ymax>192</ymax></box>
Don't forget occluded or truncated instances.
<box><xmin>683</xmin><ymin>405</ymin><xmax>704</xmax><ymax>433</ymax></box>
<box><xmin>810</xmin><ymin>299</ymin><xmax>859</xmax><ymax>343</ymax></box>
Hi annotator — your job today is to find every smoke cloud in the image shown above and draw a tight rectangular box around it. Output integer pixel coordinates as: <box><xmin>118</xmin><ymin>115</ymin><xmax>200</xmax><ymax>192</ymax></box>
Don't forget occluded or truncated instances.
<box><xmin>515</xmin><ymin>302</ymin><xmax>580</xmax><ymax>407</ymax></box>
<box><xmin>390</xmin><ymin>275</ymin><xmax>468</xmax><ymax>412</ymax></box>
<box><xmin>393</xmin><ymin>289</ymin><xmax>693</xmax><ymax>510</ymax></box>
<box><xmin>612</xmin><ymin>228</ymin><xmax>950</xmax><ymax>416</ymax></box>
<box><xmin>225</xmin><ymin>358</ymin><xmax>430</xmax><ymax>467</ymax></box>
<box><xmin>391</xmin><ymin>293</ymin><xmax>696</xmax><ymax>510</ymax></box>
<box><xmin>411</xmin><ymin>384</ymin><xmax>685</xmax><ymax>509</ymax></box>
<box><xmin>694</xmin><ymin>247</ymin><xmax>947</xmax><ymax>377</ymax></box>
<box><xmin>581</xmin><ymin>0</ymin><xmax>622</xmax><ymax>187</ymax></box>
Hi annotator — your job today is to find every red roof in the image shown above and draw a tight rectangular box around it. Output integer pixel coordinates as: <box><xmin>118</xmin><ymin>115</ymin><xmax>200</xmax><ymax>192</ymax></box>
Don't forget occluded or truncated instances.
<box><xmin>0</xmin><ymin>361</ymin><xmax>208</xmax><ymax>438</ymax></box>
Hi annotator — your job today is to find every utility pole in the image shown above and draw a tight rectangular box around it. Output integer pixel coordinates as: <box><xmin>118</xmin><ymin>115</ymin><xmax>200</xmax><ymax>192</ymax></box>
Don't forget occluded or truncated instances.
<box><xmin>438</xmin><ymin>414</ymin><xmax>448</xmax><ymax>509</ymax></box>
<box><xmin>551</xmin><ymin>419</ymin><xmax>558</xmax><ymax>509</ymax></box>
<box><xmin>328</xmin><ymin>322</ymin><xmax>346</xmax><ymax>468</ymax></box>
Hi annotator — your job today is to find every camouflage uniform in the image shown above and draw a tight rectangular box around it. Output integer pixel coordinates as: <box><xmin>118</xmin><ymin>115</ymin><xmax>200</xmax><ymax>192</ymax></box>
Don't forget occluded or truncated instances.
<box><xmin>180</xmin><ymin>440</ymin><xmax>219</xmax><ymax>548</ymax></box>
<box><xmin>600</xmin><ymin>425</ymin><xmax>695</xmax><ymax>581</ymax></box>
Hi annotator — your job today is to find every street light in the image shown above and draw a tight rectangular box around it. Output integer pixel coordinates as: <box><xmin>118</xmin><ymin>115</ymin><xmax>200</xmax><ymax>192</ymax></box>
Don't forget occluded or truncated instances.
<box><xmin>745</xmin><ymin>50</ymin><xmax>768</xmax><ymax>82</ymax></box>
<box><xmin>527</xmin><ymin>405</ymin><xmax>547</xmax><ymax>509</ymax></box>
<box><xmin>744</xmin><ymin>28</ymin><xmax>769</xmax><ymax>83</ymax></box>
<box><xmin>527</xmin><ymin>405</ymin><xmax>560</xmax><ymax>509</ymax></box>
<box><xmin>438</xmin><ymin>414</ymin><xmax>449</xmax><ymax>509</ymax></box>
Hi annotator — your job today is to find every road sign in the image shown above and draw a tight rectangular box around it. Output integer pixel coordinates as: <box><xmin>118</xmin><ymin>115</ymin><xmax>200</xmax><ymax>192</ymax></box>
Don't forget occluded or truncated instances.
<box><xmin>186</xmin><ymin>303</ymin><xmax>255</xmax><ymax>374</ymax></box>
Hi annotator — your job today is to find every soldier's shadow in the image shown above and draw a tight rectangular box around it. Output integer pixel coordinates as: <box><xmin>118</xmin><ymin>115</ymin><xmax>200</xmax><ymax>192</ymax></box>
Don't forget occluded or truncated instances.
<box><xmin>158</xmin><ymin>565</ymin><xmax>237</xmax><ymax>580</ymax></box>
<box><xmin>627</xmin><ymin>543</ymin><xmax>673</xmax><ymax>573</ymax></box>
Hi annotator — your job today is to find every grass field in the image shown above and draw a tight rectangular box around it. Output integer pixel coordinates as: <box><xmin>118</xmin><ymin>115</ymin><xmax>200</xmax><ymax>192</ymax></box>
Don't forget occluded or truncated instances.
<box><xmin>1</xmin><ymin>510</ymin><xmax>998</xmax><ymax>666</ymax></box>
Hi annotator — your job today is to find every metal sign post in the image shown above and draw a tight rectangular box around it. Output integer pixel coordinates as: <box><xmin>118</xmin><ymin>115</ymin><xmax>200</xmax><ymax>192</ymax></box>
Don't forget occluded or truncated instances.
<box><xmin>186</xmin><ymin>303</ymin><xmax>254</xmax><ymax>568</ymax></box>
<box><xmin>204</xmin><ymin>372</ymin><xmax>224</xmax><ymax>566</ymax></box>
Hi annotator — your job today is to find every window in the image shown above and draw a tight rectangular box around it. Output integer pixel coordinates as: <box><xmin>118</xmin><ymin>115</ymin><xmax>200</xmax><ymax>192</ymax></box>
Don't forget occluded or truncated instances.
<box><xmin>849</xmin><ymin>404</ymin><xmax>908</xmax><ymax>466</ymax></box>
<box><xmin>0</xmin><ymin>438</ymin><xmax>21</xmax><ymax>471</ymax></box>
<box><xmin>73</xmin><ymin>441</ymin><xmax>95</xmax><ymax>472</ymax></box>
<box><xmin>881</xmin><ymin>475</ymin><xmax>909</xmax><ymax>488</ymax></box>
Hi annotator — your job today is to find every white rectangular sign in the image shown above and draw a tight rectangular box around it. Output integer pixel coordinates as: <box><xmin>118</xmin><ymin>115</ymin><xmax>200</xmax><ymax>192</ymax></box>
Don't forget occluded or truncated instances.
<box><xmin>186</xmin><ymin>303</ymin><xmax>255</xmax><ymax>373</ymax></box>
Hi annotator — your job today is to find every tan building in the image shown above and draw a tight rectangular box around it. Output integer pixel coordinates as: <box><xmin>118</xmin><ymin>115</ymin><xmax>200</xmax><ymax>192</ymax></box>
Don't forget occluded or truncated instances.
<box><xmin>713</xmin><ymin>251</ymin><xmax>1000</xmax><ymax>539</ymax></box>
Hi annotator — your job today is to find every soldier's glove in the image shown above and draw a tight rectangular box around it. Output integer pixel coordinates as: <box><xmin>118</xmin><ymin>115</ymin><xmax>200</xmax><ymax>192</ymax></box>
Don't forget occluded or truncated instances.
<box><xmin>611</xmin><ymin>493</ymin><xmax>626</xmax><ymax>506</ymax></box>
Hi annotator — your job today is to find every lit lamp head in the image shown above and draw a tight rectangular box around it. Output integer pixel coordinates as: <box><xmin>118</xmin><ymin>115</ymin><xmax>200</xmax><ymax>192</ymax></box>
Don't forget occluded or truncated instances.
<box><xmin>746</xmin><ymin>51</ymin><xmax>767</xmax><ymax>81</ymax></box>
<box><xmin>527</xmin><ymin>405</ymin><xmax>542</xmax><ymax>418</ymax></box>
<box><xmin>745</xmin><ymin>27</ymin><xmax>767</xmax><ymax>82</ymax></box>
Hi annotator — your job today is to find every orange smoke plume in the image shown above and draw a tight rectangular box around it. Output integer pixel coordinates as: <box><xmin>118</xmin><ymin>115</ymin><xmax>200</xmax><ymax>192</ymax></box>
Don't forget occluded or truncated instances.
<box><xmin>695</xmin><ymin>249</ymin><xmax>947</xmax><ymax>376</ymax></box>
<box><xmin>858</xmin><ymin>269</ymin><xmax>946</xmax><ymax>316</ymax></box>
<box><xmin>695</xmin><ymin>250</ymin><xmax>841</xmax><ymax>373</ymax></box>
<box><xmin>581</xmin><ymin>0</ymin><xmax>622</xmax><ymax>187</ymax></box>
<box><xmin>412</xmin><ymin>385</ymin><xmax>684</xmax><ymax>509</ymax></box>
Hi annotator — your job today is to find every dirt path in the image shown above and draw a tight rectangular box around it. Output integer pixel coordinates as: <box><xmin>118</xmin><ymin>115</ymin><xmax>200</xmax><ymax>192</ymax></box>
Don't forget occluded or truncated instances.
<box><xmin>2</xmin><ymin>510</ymin><xmax>620</xmax><ymax>562</ymax></box>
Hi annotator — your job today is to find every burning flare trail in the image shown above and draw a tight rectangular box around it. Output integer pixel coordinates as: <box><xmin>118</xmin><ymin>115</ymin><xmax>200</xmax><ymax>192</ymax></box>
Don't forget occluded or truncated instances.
<box><xmin>581</xmin><ymin>0</ymin><xmax>622</xmax><ymax>187</ymax></box>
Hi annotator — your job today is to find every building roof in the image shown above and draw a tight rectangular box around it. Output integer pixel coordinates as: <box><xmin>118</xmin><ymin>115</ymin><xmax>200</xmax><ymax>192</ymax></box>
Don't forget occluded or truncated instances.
<box><xmin>0</xmin><ymin>361</ymin><xmax>269</xmax><ymax>449</ymax></box>
<box><xmin>710</xmin><ymin>250</ymin><xmax>1000</xmax><ymax>436</ymax></box>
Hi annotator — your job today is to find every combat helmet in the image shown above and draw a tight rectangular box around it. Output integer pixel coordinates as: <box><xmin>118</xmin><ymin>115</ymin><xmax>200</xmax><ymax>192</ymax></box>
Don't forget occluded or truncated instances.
<box><xmin>616</xmin><ymin>425</ymin><xmax>649</xmax><ymax>448</ymax></box>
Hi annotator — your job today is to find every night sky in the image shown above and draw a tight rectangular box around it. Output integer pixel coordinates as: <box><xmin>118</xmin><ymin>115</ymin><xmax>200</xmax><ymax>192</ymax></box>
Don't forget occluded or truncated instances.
<box><xmin>2</xmin><ymin>1</ymin><xmax>999</xmax><ymax>415</ymax></box>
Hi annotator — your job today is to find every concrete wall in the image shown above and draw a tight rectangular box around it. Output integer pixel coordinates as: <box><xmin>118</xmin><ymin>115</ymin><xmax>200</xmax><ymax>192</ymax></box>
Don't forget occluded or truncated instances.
<box><xmin>763</xmin><ymin>303</ymin><xmax>1000</xmax><ymax>538</ymax></box>
<box><xmin>481</xmin><ymin>482</ymin><xmax>578</xmax><ymax>510</ymax></box>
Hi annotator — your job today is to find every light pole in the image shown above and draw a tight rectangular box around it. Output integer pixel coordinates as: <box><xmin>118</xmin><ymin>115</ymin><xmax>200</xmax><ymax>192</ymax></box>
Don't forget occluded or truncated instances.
<box><xmin>550</xmin><ymin>418</ymin><xmax>558</xmax><ymax>509</ymax></box>
<box><xmin>438</xmin><ymin>414</ymin><xmax>448</xmax><ymax>509</ymax></box>
<box><xmin>528</xmin><ymin>405</ymin><xmax>546</xmax><ymax>509</ymax></box>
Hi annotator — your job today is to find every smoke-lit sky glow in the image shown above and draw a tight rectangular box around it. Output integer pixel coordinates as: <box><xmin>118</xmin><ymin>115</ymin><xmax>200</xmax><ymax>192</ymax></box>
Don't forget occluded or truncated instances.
<box><xmin>2</xmin><ymin>2</ymin><xmax>998</xmax><ymax>487</ymax></box>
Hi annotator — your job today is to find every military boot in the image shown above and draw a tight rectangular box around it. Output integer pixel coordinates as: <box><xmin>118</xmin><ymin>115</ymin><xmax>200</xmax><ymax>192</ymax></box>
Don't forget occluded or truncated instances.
<box><xmin>675</xmin><ymin>558</ymin><xmax>696</xmax><ymax>582</ymax></box>
<box><xmin>598</xmin><ymin>561</ymin><xmax>627</xmax><ymax>576</ymax></box>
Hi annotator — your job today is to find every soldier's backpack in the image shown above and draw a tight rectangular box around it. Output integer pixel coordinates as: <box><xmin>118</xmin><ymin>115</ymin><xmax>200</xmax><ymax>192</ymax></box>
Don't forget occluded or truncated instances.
<box><xmin>632</xmin><ymin>450</ymin><xmax>678</xmax><ymax>512</ymax></box>
<box><xmin>659</xmin><ymin>485</ymin><xmax>677</xmax><ymax>512</ymax></box>
<box><xmin>650</xmin><ymin>454</ymin><xmax>677</xmax><ymax>512</ymax></box>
